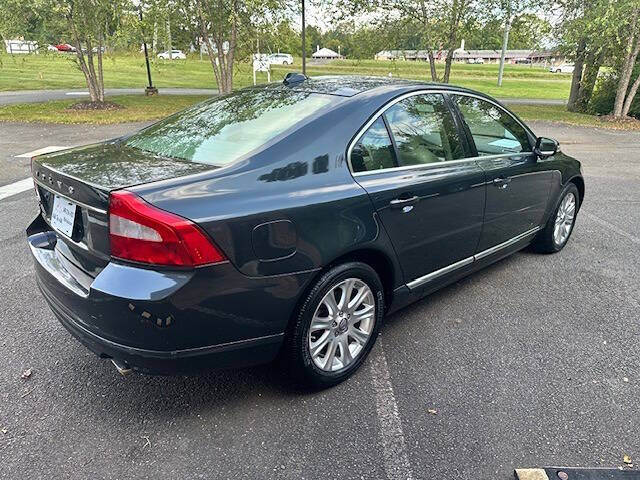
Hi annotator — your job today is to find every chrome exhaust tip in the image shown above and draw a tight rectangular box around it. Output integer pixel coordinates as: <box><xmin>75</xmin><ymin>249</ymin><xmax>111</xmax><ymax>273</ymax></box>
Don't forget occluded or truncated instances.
<box><xmin>110</xmin><ymin>359</ymin><xmax>133</xmax><ymax>376</ymax></box>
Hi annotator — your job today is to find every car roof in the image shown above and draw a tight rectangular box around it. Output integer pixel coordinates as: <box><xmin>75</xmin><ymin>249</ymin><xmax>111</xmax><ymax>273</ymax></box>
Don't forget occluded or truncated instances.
<box><xmin>273</xmin><ymin>75</ymin><xmax>490</xmax><ymax>99</ymax></box>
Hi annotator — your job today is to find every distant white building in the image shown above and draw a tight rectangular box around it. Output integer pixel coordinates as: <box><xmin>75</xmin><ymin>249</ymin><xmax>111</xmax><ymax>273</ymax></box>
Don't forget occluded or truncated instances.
<box><xmin>374</xmin><ymin>40</ymin><xmax>566</xmax><ymax>66</ymax></box>
<box><xmin>311</xmin><ymin>46</ymin><xmax>343</xmax><ymax>60</ymax></box>
<box><xmin>4</xmin><ymin>39</ymin><xmax>39</xmax><ymax>54</ymax></box>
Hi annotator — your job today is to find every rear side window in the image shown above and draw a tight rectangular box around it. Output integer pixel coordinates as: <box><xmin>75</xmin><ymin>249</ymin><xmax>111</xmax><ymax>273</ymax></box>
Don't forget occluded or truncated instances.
<box><xmin>351</xmin><ymin>117</ymin><xmax>396</xmax><ymax>173</ymax></box>
<box><xmin>384</xmin><ymin>93</ymin><xmax>464</xmax><ymax>165</ymax></box>
<box><xmin>126</xmin><ymin>90</ymin><xmax>335</xmax><ymax>166</ymax></box>
<box><xmin>453</xmin><ymin>95</ymin><xmax>531</xmax><ymax>155</ymax></box>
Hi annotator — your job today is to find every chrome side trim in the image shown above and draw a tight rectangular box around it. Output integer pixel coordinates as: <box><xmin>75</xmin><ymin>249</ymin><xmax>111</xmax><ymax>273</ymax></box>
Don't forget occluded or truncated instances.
<box><xmin>346</xmin><ymin>88</ymin><xmax>535</xmax><ymax>177</ymax></box>
<box><xmin>34</xmin><ymin>177</ymin><xmax>108</xmax><ymax>214</ymax></box>
<box><xmin>473</xmin><ymin>226</ymin><xmax>541</xmax><ymax>260</ymax></box>
<box><xmin>353</xmin><ymin>157</ymin><xmax>481</xmax><ymax>177</ymax></box>
<box><xmin>406</xmin><ymin>226</ymin><xmax>541</xmax><ymax>290</ymax></box>
<box><xmin>406</xmin><ymin>256</ymin><xmax>474</xmax><ymax>289</ymax></box>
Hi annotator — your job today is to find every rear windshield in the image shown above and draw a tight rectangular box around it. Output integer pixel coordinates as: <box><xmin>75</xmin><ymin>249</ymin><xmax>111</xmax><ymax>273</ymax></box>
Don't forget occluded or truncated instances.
<box><xmin>126</xmin><ymin>90</ymin><xmax>336</xmax><ymax>166</ymax></box>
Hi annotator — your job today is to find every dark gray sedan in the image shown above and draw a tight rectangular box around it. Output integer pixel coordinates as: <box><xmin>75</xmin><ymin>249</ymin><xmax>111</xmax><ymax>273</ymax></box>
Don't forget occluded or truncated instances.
<box><xmin>26</xmin><ymin>75</ymin><xmax>584</xmax><ymax>387</ymax></box>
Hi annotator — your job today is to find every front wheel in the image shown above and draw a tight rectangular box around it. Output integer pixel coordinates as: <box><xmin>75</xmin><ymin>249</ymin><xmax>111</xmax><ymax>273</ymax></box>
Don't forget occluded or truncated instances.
<box><xmin>532</xmin><ymin>183</ymin><xmax>579</xmax><ymax>253</ymax></box>
<box><xmin>286</xmin><ymin>262</ymin><xmax>384</xmax><ymax>388</ymax></box>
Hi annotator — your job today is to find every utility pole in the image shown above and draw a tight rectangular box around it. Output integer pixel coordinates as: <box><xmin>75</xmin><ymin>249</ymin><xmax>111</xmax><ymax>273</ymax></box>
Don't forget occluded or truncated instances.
<box><xmin>301</xmin><ymin>0</ymin><xmax>306</xmax><ymax>75</ymax></box>
<box><xmin>497</xmin><ymin>3</ymin><xmax>512</xmax><ymax>87</ymax></box>
<box><xmin>139</xmin><ymin>6</ymin><xmax>158</xmax><ymax>95</ymax></box>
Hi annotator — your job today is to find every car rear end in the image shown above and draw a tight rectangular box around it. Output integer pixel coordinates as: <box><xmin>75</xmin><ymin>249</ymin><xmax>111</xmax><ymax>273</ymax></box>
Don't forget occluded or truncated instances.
<box><xmin>26</xmin><ymin>86</ymin><xmax>348</xmax><ymax>375</ymax></box>
<box><xmin>27</xmin><ymin>147</ymin><xmax>287</xmax><ymax>374</ymax></box>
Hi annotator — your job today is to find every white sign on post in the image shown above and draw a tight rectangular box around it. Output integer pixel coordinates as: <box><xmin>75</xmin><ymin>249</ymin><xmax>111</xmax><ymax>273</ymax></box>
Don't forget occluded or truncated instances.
<box><xmin>253</xmin><ymin>54</ymin><xmax>271</xmax><ymax>85</ymax></box>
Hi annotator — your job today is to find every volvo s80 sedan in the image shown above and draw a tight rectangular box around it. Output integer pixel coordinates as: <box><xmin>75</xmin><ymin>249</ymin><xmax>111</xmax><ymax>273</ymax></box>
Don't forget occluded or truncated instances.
<box><xmin>27</xmin><ymin>75</ymin><xmax>584</xmax><ymax>387</ymax></box>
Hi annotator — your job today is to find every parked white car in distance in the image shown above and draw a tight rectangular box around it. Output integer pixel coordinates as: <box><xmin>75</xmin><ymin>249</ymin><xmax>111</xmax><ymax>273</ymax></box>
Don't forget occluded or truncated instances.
<box><xmin>157</xmin><ymin>50</ymin><xmax>186</xmax><ymax>60</ymax></box>
<box><xmin>267</xmin><ymin>53</ymin><xmax>293</xmax><ymax>65</ymax></box>
<box><xmin>550</xmin><ymin>64</ymin><xmax>575</xmax><ymax>73</ymax></box>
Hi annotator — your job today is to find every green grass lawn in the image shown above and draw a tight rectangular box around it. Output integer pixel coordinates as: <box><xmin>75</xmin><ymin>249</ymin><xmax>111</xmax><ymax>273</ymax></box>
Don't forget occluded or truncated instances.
<box><xmin>0</xmin><ymin>94</ymin><xmax>210</xmax><ymax>124</ymax></box>
<box><xmin>1</xmin><ymin>94</ymin><xmax>637</xmax><ymax>131</ymax></box>
<box><xmin>0</xmin><ymin>52</ymin><xmax>571</xmax><ymax>100</ymax></box>
<box><xmin>510</xmin><ymin>104</ymin><xmax>640</xmax><ymax>130</ymax></box>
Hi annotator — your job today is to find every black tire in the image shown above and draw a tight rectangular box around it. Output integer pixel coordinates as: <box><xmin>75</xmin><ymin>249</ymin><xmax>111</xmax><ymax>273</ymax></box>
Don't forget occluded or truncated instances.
<box><xmin>286</xmin><ymin>262</ymin><xmax>384</xmax><ymax>389</ymax></box>
<box><xmin>532</xmin><ymin>183</ymin><xmax>580</xmax><ymax>253</ymax></box>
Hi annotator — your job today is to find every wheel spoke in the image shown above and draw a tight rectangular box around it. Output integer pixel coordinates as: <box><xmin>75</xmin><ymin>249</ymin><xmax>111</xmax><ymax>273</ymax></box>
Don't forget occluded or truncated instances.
<box><xmin>337</xmin><ymin>279</ymin><xmax>355</xmax><ymax>310</ymax></box>
<box><xmin>349</xmin><ymin>326</ymin><xmax>369</xmax><ymax>346</ymax></box>
<box><xmin>310</xmin><ymin>315</ymin><xmax>332</xmax><ymax>331</ymax></box>
<box><xmin>323</xmin><ymin>292</ymin><xmax>339</xmax><ymax>317</ymax></box>
<box><xmin>339</xmin><ymin>336</ymin><xmax>353</xmax><ymax>365</ymax></box>
<box><xmin>348</xmin><ymin>284</ymin><xmax>369</xmax><ymax>312</ymax></box>
<box><xmin>322</xmin><ymin>339</ymin><xmax>337</xmax><ymax>370</ymax></box>
<box><xmin>350</xmin><ymin>304</ymin><xmax>374</xmax><ymax>326</ymax></box>
<box><xmin>310</xmin><ymin>331</ymin><xmax>331</xmax><ymax>357</ymax></box>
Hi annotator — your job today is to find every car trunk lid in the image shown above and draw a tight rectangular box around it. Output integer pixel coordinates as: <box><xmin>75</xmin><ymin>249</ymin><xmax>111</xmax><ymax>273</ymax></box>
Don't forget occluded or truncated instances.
<box><xmin>31</xmin><ymin>140</ymin><xmax>216</xmax><ymax>280</ymax></box>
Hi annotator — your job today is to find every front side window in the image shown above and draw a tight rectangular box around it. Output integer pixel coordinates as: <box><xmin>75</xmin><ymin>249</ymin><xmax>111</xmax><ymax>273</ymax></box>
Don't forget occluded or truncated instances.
<box><xmin>453</xmin><ymin>95</ymin><xmax>531</xmax><ymax>156</ymax></box>
<box><xmin>126</xmin><ymin>90</ymin><xmax>336</xmax><ymax>166</ymax></box>
<box><xmin>351</xmin><ymin>117</ymin><xmax>396</xmax><ymax>173</ymax></box>
<box><xmin>384</xmin><ymin>93</ymin><xmax>464</xmax><ymax>166</ymax></box>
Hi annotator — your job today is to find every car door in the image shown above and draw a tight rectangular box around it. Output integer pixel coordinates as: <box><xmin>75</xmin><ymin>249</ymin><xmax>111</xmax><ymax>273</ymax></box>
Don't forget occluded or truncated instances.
<box><xmin>350</xmin><ymin>92</ymin><xmax>485</xmax><ymax>287</ymax></box>
<box><xmin>451</xmin><ymin>94</ymin><xmax>553</xmax><ymax>252</ymax></box>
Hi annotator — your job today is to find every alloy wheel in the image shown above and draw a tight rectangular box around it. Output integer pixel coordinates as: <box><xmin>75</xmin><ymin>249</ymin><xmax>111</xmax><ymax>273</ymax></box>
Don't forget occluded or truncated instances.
<box><xmin>308</xmin><ymin>278</ymin><xmax>376</xmax><ymax>372</ymax></box>
<box><xmin>553</xmin><ymin>192</ymin><xmax>576</xmax><ymax>246</ymax></box>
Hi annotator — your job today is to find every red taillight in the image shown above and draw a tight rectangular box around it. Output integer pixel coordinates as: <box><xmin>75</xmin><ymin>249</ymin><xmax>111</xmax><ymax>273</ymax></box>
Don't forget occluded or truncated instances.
<box><xmin>108</xmin><ymin>190</ymin><xmax>225</xmax><ymax>267</ymax></box>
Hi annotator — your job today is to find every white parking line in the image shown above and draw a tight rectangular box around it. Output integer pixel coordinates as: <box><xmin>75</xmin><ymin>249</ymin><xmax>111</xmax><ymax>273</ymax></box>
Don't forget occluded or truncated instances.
<box><xmin>0</xmin><ymin>178</ymin><xmax>34</xmax><ymax>200</ymax></box>
<box><xmin>15</xmin><ymin>146</ymin><xmax>67</xmax><ymax>158</ymax></box>
<box><xmin>369</xmin><ymin>346</ymin><xmax>415</xmax><ymax>480</ymax></box>
<box><xmin>583</xmin><ymin>211</ymin><xmax>640</xmax><ymax>245</ymax></box>
<box><xmin>65</xmin><ymin>92</ymin><xmax>89</xmax><ymax>96</ymax></box>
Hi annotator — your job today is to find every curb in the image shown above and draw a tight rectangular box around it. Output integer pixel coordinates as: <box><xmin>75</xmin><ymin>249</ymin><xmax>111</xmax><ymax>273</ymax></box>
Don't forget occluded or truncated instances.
<box><xmin>515</xmin><ymin>467</ymin><xmax>640</xmax><ymax>479</ymax></box>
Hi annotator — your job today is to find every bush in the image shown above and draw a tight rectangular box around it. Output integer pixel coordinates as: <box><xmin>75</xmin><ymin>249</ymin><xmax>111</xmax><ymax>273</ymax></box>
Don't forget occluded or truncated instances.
<box><xmin>590</xmin><ymin>68</ymin><xmax>640</xmax><ymax>118</ymax></box>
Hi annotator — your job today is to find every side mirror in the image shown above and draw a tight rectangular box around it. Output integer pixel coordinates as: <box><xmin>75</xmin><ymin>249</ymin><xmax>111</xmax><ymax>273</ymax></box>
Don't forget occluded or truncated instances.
<box><xmin>534</xmin><ymin>137</ymin><xmax>558</xmax><ymax>159</ymax></box>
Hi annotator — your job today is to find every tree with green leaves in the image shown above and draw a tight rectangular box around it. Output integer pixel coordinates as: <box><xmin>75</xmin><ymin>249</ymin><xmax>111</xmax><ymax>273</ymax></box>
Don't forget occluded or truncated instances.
<box><xmin>329</xmin><ymin>0</ymin><xmax>476</xmax><ymax>83</ymax></box>
<box><xmin>176</xmin><ymin>0</ymin><xmax>286</xmax><ymax>94</ymax></box>
<box><xmin>556</xmin><ymin>0</ymin><xmax>639</xmax><ymax>116</ymax></box>
<box><xmin>612</xmin><ymin>2</ymin><xmax>640</xmax><ymax>118</ymax></box>
<box><xmin>490</xmin><ymin>0</ymin><xmax>543</xmax><ymax>86</ymax></box>
<box><xmin>61</xmin><ymin>0</ymin><xmax>129</xmax><ymax>102</ymax></box>
<box><xmin>0</xmin><ymin>0</ymin><xmax>128</xmax><ymax>104</ymax></box>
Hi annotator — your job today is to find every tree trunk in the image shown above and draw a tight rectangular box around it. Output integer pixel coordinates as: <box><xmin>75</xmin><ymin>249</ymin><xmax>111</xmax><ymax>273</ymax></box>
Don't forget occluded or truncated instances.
<box><xmin>68</xmin><ymin>13</ymin><xmax>99</xmax><ymax>102</ymax></box>
<box><xmin>575</xmin><ymin>50</ymin><xmax>603</xmax><ymax>112</ymax></box>
<box><xmin>622</xmin><ymin>72</ymin><xmax>640</xmax><ymax>117</ymax></box>
<box><xmin>497</xmin><ymin>12</ymin><xmax>511</xmax><ymax>87</ymax></box>
<box><xmin>567</xmin><ymin>38</ymin><xmax>586</xmax><ymax>112</ymax></box>
<box><xmin>97</xmin><ymin>30</ymin><xmax>105</xmax><ymax>103</ymax></box>
<box><xmin>166</xmin><ymin>16</ymin><xmax>172</xmax><ymax>59</ymax></box>
<box><xmin>443</xmin><ymin>51</ymin><xmax>453</xmax><ymax>83</ymax></box>
<box><xmin>613</xmin><ymin>7</ymin><xmax>639</xmax><ymax>118</ymax></box>
<box><xmin>441</xmin><ymin>0</ymin><xmax>461</xmax><ymax>84</ymax></box>
<box><xmin>418</xmin><ymin>1</ymin><xmax>438</xmax><ymax>82</ymax></box>
<box><xmin>226</xmin><ymin>1</ymin><xmax>237</xmax><ymax>92</ymax></box>
<box><xmin>197</xmin><ymin>0</ymin><xmax>226</xmax><ymax>93</ymax></box>
<box><xmin>427</xmin><ymin>50</ymin><xmax>439</xmax><ymax>82</ymax></box>
<box><xmin>152</xmin><ymin>21</ymin><xmax>157</xmax><ymax>54</ymax></box>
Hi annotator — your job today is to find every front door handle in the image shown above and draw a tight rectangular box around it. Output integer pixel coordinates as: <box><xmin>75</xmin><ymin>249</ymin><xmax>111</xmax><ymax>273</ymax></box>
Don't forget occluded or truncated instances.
<box><xmin>492</xmin><ymin>177</ymin><xmax>512</xmax><ymax>189</ymax></box>
<box><xmin>390</xmin><ymin>195</ymin><xmax>420</xmax><ymax>209</ymax></box>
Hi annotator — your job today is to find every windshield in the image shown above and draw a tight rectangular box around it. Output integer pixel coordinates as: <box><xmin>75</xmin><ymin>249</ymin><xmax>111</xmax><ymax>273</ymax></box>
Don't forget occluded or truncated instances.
<box><xmin>126</xmin><ymin>89</ymin><xmax>336</xmax><ymax>166</ymax></box>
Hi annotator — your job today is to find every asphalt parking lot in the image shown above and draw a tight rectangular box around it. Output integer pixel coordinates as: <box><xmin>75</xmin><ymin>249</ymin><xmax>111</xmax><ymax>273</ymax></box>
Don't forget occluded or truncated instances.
<box><xmin>1</xmin><ymin>119</ymin><xmax>639</xmax><ymax>479</ymax></box>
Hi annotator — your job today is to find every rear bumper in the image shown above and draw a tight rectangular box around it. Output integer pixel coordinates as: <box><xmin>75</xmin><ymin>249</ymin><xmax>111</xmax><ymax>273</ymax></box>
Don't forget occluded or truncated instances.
<box><xmin>37</xmin><ymin>274</ymin><xmax>283</xmax><ymax>374</ymax></box>
<box><xmin>28</xmin><ymin>216</ymin><xmax>315</xmax><ymax>374</ymax></box>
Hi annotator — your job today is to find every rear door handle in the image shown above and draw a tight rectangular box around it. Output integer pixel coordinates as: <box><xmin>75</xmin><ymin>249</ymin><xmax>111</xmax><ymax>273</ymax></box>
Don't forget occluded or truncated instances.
<box><xmin>390</xmin><ymin>195</ymin><xmax>420</xmax><ymax>209</ymax></box>
<box><xmin>492</xmin><ymin>177</ymin><xmax>511</xmax><ymax>189</ymax></box>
